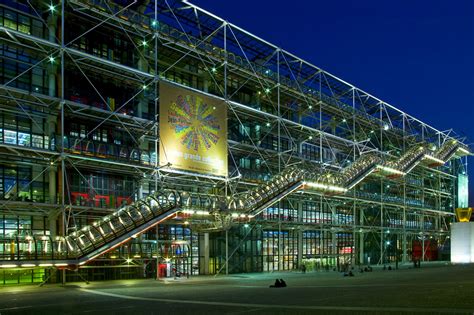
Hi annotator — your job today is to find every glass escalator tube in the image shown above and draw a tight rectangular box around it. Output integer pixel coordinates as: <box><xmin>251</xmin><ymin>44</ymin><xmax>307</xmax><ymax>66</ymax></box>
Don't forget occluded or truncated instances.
<box><xmin>228</xmin><ymin>198</ymin><xmax>238</xmax><ymax>212</ymax></box>
<box><xmin>136</xmin><ymin>199</ymin><xmax>154</xmax><ymax>220</ymax></box>
<box><xmin>96</xmin><ymin>217</ymin><xmax>116</xmax><ymax>243</ymax></box>
<box><xmin>117</xmin><ymin>207</ymin><xmax>138</xmax><ymax>232</ymax></box>
<box><xmin>250</xmin><ymin>191</ymin><xmax>264</xmax><ymax>208</ymax></box>
<box><xmin>74</xmin><ymin>231</ymin><xmax>95</xmax><ymax>254</ymax></box>
<box><xmin>53</xmin><ymin>237</ymin><xmax>66</xmax><ymax>260</ymax></box>
<box><xmin>167</xmin><ymin>191</ymin><xmax>180</xmax><ymax>208</ymax></box>
<box><xmin>146</xmin><ymin>195</ymin><xmax>163</xmax><ymax>216</ymax></box>
<box><xmin>244</xmin><ymin>194</ymin><xmax>257</xmax><ymax>211</ymax></box>
<box><xmin>126</xmin><ymin>204</ymin><xmax>146</xmax><ymax>225</ymax></box>
<box><xmin>64</xmin><ymin>236</ymin><xmax>82</xmax><ymax>259</ymax></box>
<box><xmin>87</xmin><ymin>225</ymin><xmax>106</xmax><ymax>248</ymax></box>
<box><xmin>152</xmin><ymin>192</ymin><xmax>170</xmax><ymax>215</ymax></box>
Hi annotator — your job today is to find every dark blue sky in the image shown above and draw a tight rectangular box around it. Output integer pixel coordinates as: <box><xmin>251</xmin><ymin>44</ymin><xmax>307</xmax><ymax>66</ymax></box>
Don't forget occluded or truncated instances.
<box><xmin>192</xmin><ymin>0</ymin><xmax>474</xmax><ymax>202</ymax></box>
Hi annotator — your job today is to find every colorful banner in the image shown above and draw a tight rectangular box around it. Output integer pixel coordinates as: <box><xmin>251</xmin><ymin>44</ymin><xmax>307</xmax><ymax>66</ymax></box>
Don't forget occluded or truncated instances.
<box><xmin>159</xmin><ymin>83</ymin><xmax>228</xmax><ymax>177</ymax></box>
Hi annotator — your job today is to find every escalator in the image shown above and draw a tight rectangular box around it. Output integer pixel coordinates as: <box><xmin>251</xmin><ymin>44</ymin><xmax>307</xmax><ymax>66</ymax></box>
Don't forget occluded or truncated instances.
<box><xmin>0</xmin><ymin>190</ymin><xmax>182</xmax><ymax>266</ymax></box>
<box><xmin>0</xmin><ymin>139</ymin><xmax>469</xmax><ymax>267</ymax></box>
<box><xmin>241</xmin><ymin>139</ymin><xmax>469</xmax><ymax>217</ymax></box>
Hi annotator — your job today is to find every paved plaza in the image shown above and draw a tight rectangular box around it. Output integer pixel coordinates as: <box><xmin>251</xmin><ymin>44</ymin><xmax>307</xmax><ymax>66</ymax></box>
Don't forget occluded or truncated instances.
<box><xmin>1</xmin><ymin>264</ymin><xmax>474</xmax><ymax>314</ymax></box>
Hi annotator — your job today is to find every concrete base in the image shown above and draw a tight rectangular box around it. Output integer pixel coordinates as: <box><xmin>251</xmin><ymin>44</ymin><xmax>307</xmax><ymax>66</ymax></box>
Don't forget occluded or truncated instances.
<box><xmin>451</xmin><ymin>222</ymin><xmax>474</xmax><ymax>263</ymax></box>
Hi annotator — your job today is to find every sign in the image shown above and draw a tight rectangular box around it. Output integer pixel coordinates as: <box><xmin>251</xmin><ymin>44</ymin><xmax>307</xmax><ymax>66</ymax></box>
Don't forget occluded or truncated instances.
<box><xmin>159</xmin><ymin>83</ymin><xmax>227</xmax><ymax>177</ymax></box>
<box><xmin>458</xmin><ymin>174</ymin><xmax>469</xmax><ymax>208</ymax></box>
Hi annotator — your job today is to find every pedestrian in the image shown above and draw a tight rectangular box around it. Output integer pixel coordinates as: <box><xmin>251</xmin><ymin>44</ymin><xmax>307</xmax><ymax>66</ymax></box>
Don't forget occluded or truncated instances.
<box><xmin>270</xmin><ymin>279</ymin><xmax>281</xmax><ymax>288</ymax></box>
<box><xmin>301</xmin><ymin>264</ymin><xmax>306</xmax><ymax>274</ymax></box>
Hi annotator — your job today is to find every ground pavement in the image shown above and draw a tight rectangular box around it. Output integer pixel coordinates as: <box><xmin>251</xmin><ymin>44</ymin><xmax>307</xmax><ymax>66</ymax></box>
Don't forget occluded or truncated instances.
<box><xmin>1</xmin><ymin>263</ymin><xmax>474</xmax><ymax>314</ymax></box>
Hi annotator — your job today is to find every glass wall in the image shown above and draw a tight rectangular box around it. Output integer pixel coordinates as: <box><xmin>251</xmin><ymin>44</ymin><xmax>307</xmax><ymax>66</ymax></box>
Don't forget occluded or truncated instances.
<box><xmin>262</xmin><ymin>229</ymin><xmax>297</xmax><ymax>271</ymax></box>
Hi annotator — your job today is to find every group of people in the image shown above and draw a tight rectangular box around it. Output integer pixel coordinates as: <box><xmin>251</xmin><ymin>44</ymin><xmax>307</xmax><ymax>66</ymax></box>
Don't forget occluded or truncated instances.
<box><xmin>269</xmin><ymin>279</ymin><xmax>287</xmax><ymax>288</ymax></box>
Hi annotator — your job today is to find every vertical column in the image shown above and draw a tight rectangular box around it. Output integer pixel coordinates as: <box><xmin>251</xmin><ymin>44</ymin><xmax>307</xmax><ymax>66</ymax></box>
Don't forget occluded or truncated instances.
<box><xmin>402</xmin><ymin>207</ymin><xmax>407</xmax><ymax>263</ymax></box>
<box><xmin>359</xmin><ymin>207</ymin><xmax>364</xmax><ymax>265</ymax></box>
<box><xmin>60</xmin><ymin>0</ymin><xmax>66</xmax><ymax>286</ymax></box>
<box><xmin>380</xmin><ymin>206</ymin><xmax>384</xmax><ymax>264</ymax></box>
<box><xmin>199</xmin><ymin>233</ymin><xmax>210</xmax><ymax>275</ymax></box>
<box><xmin>137</xmin><ymin>52</ymin><xmax>149</xmax><ymax>118</ymax></box>
<box><xmin>297</xmin><ymin>199</ymin><xmax>303</xmax><ymax>269</ymax></box>
<box><xmin>47</xmin><ymin>14</ymin><xmax>57</xmax><ymax>98</ymax></box>
<box><xmin>332</xmin><ymin>230</ymin><xmax>337</xmax><ymax>270</ymax></box>
<box><xmin>420</xmin><ymin>215</ymin><xmax>425</xmax><ymax>261</ymax></box>
<box><xmin>48</xmin><ymin>165</ymin><xmax>57</xmax><ymax>238</ymax></box>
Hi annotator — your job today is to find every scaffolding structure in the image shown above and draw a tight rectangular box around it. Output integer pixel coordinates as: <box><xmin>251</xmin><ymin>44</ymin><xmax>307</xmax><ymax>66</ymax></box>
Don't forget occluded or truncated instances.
<box><xmin>0</xmin><ymin>0</ymin><xmax>470</xmax><ymax>283</ymax></box>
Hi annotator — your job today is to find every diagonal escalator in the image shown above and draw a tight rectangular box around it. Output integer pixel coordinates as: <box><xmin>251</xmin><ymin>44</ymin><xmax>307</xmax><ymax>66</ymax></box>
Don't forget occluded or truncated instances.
<box><xmin>0</xmin><ymin>139</ymin><xmax>469</xmax><ymax>267</ymax></box>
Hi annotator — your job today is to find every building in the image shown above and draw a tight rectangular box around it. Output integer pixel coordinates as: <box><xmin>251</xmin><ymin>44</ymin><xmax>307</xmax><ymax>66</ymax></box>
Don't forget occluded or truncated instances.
<box><xmin>0</xmin><ymin>0</ymin><xmax>470</xmax><ymax>284</ymax></box>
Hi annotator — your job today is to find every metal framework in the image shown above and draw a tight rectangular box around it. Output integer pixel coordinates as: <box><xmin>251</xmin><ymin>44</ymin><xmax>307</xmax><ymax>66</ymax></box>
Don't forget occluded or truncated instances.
<box><xmin>0</xmin><ymin>0</ymin><xmax>470</xmax><ymax>282</ymax></box>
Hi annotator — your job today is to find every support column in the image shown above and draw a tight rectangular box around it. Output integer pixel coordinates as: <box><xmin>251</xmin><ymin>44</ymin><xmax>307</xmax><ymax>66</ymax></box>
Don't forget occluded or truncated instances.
<box><xmin>48</xmin><ymin>167</ymin><xmax>57</xmax><ymax>237</ymax></box>
<box><xmin>137</xmin><ymin>54</ymin><xmax>149</xmax><ymax>118</ymax></box>
<box><xmin>47</xmin><ymin>15</ymin><xmax>57</xmax><ymax>98</ymax></box>
<box><xmin>332</xmin><ymin>231</ymin><xmax>337</xmax><ymax>270</ymax></box>
<box><xmin>297</xmin><ymin>229</ymin><xmax>303</xmax><ymax>270</ymax></box>
<box><xmin>402</xmin><ymin>208</ymin><xmax>407</xmax><ymax>263</ymax></box>
<box><xmin>359</xmin><ymin>208</ymin><xmax>364</xmax><ymax>265</ymax></box>
<box><xmin>47</xmin><ymin>113</ymin><xmax>58</xmax><ymax>237</ymax></box>
<box><xmin>225</xmin><ymin>230</ymin><xmax>229</xmax><ymax>275</ymax></box>
<box><xmin>297</xmin><ymin>201</ymin><xmax>303</xmax><ymax>269</ymax></box>
<box><xmin>199</xmin><ymin>233</ymin><xmax>210</xmax><ymax>275</ymax></box>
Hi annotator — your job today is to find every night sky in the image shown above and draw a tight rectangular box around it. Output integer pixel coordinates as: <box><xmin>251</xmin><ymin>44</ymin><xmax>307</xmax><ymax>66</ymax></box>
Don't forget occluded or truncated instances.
<box><xmin>191</xmin><ymin>0</ymin><xmax>474</xmax><ymax>203</ymax></box>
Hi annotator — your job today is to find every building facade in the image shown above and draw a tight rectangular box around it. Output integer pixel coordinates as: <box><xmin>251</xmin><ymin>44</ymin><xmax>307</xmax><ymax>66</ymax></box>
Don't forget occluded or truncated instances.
<box><xmin>0</xmin><ymin>0</ymin><xmax>470</xmax><ymax>284</ymax></box>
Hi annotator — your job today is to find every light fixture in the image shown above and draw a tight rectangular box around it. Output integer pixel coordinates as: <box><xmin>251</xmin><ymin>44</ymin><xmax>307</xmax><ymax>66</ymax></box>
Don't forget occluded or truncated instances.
<box><xmin>383</xmin><ymin>124</ymin><xmax>389</xmax><ymax>131</ymax></box>
<box><xmin>266</xmin><ymin>122</ymin><xmax>271</xmax><ymax>127</ymax></box>
<box><xmin>265</xmin><ymin>88</ymin><xmax>270</xmax><ymax>93</ymax></box>
<box><xmin>308</xmin><ymin>136</ymin><xmax>313</xmax><ymax>140</ymax></box>
<box><xmin>244</xmin><ymin>224</ymin><xmax>249</xmax><ymax>228</ymax></box>
<box><xmin>49</xmin><ymin>3</ymin><xmax>55</xmax><ymax>12</ymax></box>
<box><xmin>49</xmin><ymin>56</ymin><xmax>55</xmax><ymax>63</ymax></box>
<box><xmin>54</xmin><ymin>263</ymin><xmax>68</xmax><ymax>267</ymax></box>
<box><xmin>142</xmin><ymin>40</ymin><xmax>147</xmax><ymax>47</ymax></box>
<box><xmin>211</xmin><ymin>67</ymin><xmax>217</xmax><ymax>73</ymax></box>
